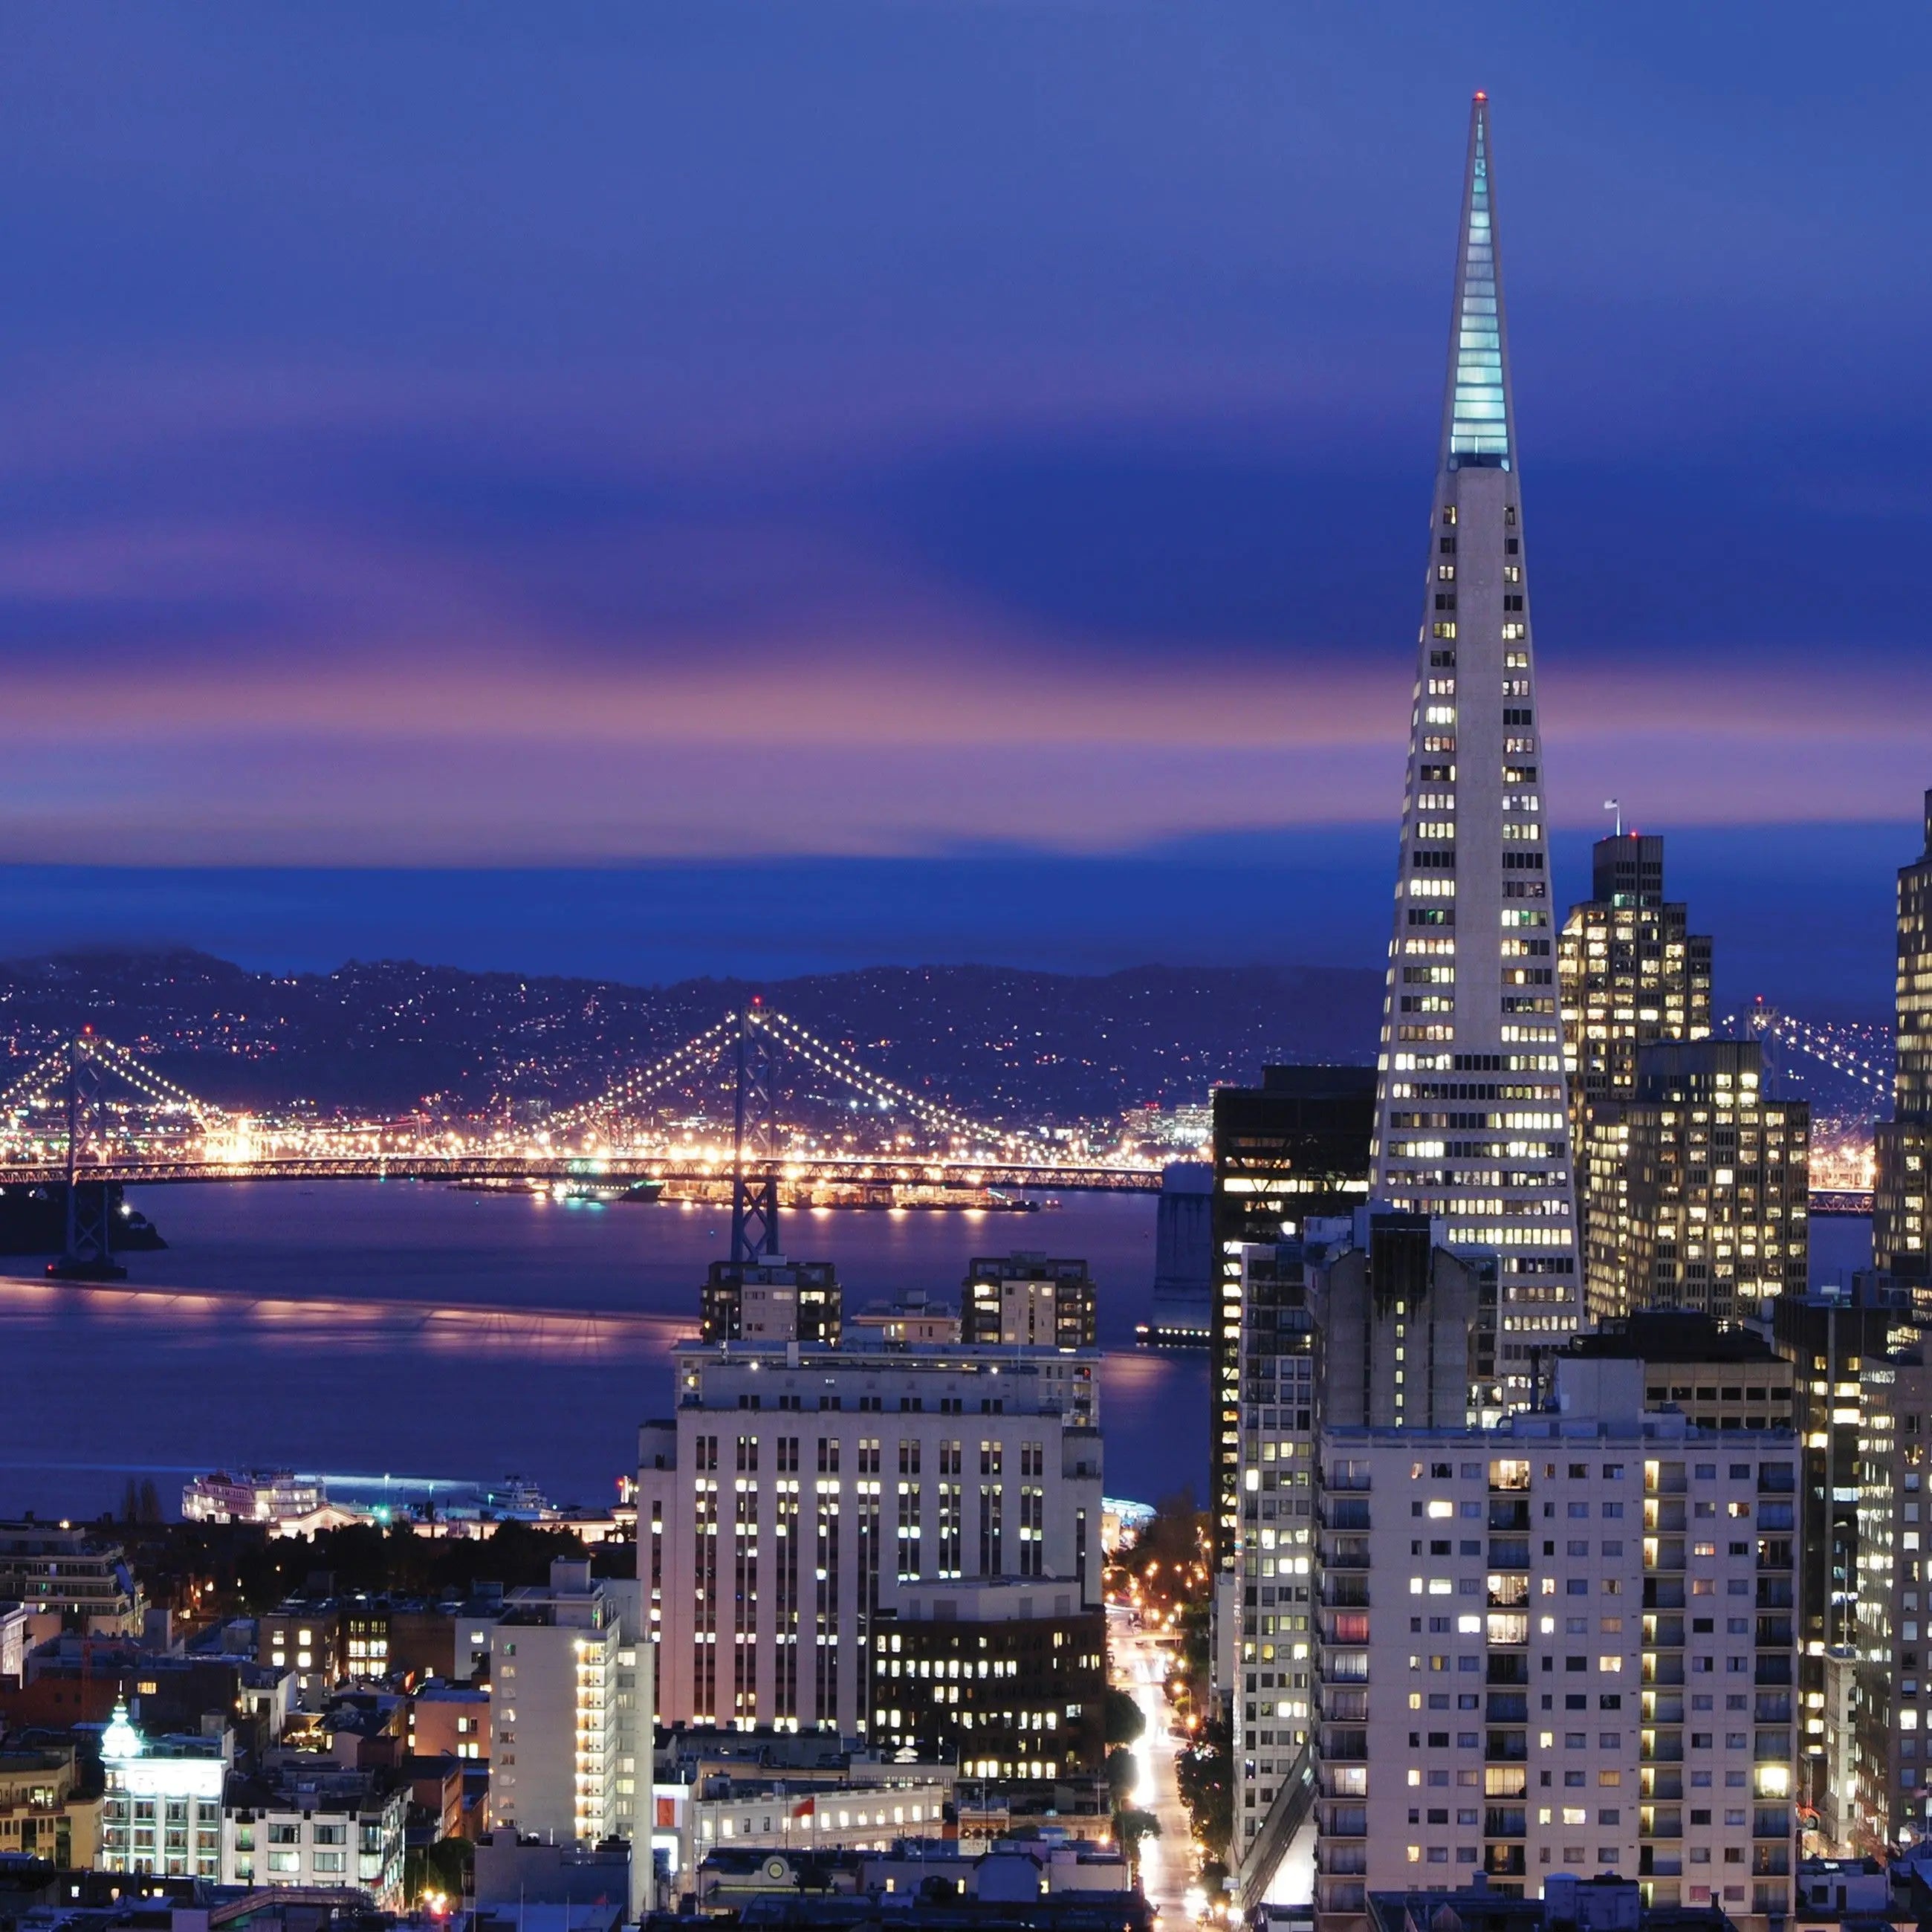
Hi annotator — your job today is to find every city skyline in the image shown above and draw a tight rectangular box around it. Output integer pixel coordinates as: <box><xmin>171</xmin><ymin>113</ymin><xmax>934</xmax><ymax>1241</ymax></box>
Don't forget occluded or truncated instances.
<box><xmin>0</xmin><ymin>10</ymin><xmax>1925</xmax><ymax>1002</ymax></box>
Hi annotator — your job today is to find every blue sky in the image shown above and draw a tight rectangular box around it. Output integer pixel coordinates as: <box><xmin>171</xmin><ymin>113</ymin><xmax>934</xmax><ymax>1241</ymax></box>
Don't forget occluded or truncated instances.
<box><xmin>0</xmin><ymin>5</ymin><xmax>1925</xmax><ymax>1012</ymax></box>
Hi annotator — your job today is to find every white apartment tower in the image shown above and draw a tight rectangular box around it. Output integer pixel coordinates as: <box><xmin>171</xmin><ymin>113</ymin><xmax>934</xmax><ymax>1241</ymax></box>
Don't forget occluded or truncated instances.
<box><xmin>1310</xmin><ymin>1361</ymin><xmax>1798</xmax><ymax>1932</ymax></box>
<box><xmin>1370</xmin><ymin>94</ymin><xmax>1581</xmax><ymax>1401</ymax></box>
<box><xmin>638</xmin><ymin>1341</ymin><xmax>1103</xmax><ymax>1737</ymax></box>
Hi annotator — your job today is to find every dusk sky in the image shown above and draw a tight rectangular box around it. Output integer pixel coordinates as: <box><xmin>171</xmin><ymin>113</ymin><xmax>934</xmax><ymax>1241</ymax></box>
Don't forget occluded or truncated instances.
<box><xmin>1</xmin><ymin>5</ymin><xmax>1927</xmax><ymax>1011</ymax></box>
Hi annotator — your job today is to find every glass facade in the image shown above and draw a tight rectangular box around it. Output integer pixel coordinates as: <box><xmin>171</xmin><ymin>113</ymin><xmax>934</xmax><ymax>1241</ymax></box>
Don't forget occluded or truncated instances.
<box><xmin>1448</xmin><ymin>110</ymin><xmax>1508</xmax><ymax>466</ymax></box>
<box><xmin>1876</xmin><ymin>790</ymin><xmax>1932</xmax><ymax>1283</ymax></box>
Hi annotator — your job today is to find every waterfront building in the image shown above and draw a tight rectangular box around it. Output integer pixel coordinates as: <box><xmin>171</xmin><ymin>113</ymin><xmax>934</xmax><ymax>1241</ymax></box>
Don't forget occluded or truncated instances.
<box><xmin>487</xmin><ymin>1558</ymin><xmax>644</xmax><ymax>1864</ymax></box>
<box><xmin>181</xmin><ymin>1470</ymin><xmax>325</xmax><ymax>1526</ymax></box>
<box><xmin>0</xmin><ymin>1520</ymin><xmax>143</xmax><ymax>1633</ymax></box>
<box><xmin>1310</xmin><ymin>1361</ymin><xmax>1798</xmax><ymax>1932</ymax></box>
<box><xmin>1579</xmin><ymin>1042</ymin><xmax>1808</xmax><ymax>1327</ymax></box>
<box><xmin>638</xmin><ymin>1341</ymin><xmax>1103</xmax><ymax>1740</ymax></box>
<box><xmin>869</xmin><ymin>1577</ymin><xmax>1105</xmax><ymax>1778</ymax></box>
<box><xmin>1559</xmin><ymin>834</ymin><xmax>1714</xmax><ymax>1138</ymax></box>
<box><xmin>1367</xmin><ymin>95</ymin><xmax>1581</xmax><ymax>1403</ymax></box>
<box><xmin>97</xmin><ymin>1703</ymin><xmax>228</xmax><ymax>1882</ymax></box>
<box><xmin>1876</xmin><ymin>789</ymin><xmax>1932</xmax><ymax>1287</ymax></box>
<box><xmin>1210</xmin><ymin>1067</ymin><xmax>1377</xmax><ymax>1569</ymax></box>
<box><xmin>701</xmin><ymin>1257</ymin><xmax>842</xmax><ymax>1345</ymax></box>
<box><xmin>961</xmin><ymin>1253</ymin><xmax>1097</xmax><ymax>1349</ymax></box>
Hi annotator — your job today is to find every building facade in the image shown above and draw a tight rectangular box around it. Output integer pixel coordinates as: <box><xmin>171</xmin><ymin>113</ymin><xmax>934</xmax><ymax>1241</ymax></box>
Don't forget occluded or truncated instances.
<box><xmin>638</xmin><ymin>1343</ymin><xmax>1104</xmax><ymax>1740</ymax></box>
<box><xmin>0</xmin><ymin>1742</ymin><xmax>99</xmax><ymax>1870</ymax></box>
<box><xmin>1876</xmin><ymin>789</ymin><xmax>1932</xmax><ymax>1286</ymax></box>
<box><xmin>1580</xmin><ymin>1041</ymin><xmax>1808</xmax><ymax>1327</ymax></box>
<box><xmin>0</xmin><ymin>1520</ymin><xmax>143</xmax><ymax>1633</ymax></box>
<box><xmin>1367</xmin><ymin>95</ymin><xmax>1582</xmax><ymax>1407</ymax></box>
<box><xmin>701</xmin><ymin>1258</ymin><xmax>842</xmax><ymax>1344</ymax></box>
<box><xmin>97</xmin><ymin>1705</ymin><xmax>228</xmax><ymax>1884</ymax></box>
<box><xmin>870</xmin><ymin>1578</ymin><xmax>1106</xmax><ymax>1779</ymax></box>
<box><xmin>961</xmin><ymin>1254</ymin><xmax>1097</xmax><ymax>1350</ymax></box>
<box><xmin>1559</xmin><ymin>834</ymin><xmax>1714</xmax><ymax>1141</ymax></box>
<box><xmin>1210</xmin><ymin>1068</ymin><xmax>1377</xmax><ymax>1568</ymax></box>
<box><xmin>1311</xmin><ymin>1369</ymin><xmax>1797</xmax><ymax>1932</ymax></box>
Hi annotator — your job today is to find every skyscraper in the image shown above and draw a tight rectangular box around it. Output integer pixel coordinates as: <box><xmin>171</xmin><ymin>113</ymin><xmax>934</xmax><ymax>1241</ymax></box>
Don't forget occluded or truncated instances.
<box><xmin>1875</xmin><ymin>789</ymin><xmax>1932</xmax><ymax>1285</ymax></box>
<box><xmin>1369</xmin><ymin>94</ymin><xmax>1580</xmax><ymax>1401</ymax></box>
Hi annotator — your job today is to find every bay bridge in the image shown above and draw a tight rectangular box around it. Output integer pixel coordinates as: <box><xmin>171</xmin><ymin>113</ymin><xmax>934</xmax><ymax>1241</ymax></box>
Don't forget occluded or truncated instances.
<box><xmin>0</xmin><ymin>1004</ymin><xmax>1164</xmax><ymax>1277</ymax></box>
<box><xmin>0</xmin><ymin>996</ymin><xmax>1895</xmax><ymax>1276</ymax></box>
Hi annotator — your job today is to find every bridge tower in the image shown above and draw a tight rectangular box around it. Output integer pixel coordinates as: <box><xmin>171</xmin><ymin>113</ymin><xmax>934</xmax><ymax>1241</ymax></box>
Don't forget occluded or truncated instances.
<box><xmin>729</xmin><ymin>1002</ymin><xmax>780</xmax><ymax>1265</ymax></box>
<box><xmin>52</xmin><ymin>1033</ymin><xmax>127</xmax><ymax>1282</ymax></box>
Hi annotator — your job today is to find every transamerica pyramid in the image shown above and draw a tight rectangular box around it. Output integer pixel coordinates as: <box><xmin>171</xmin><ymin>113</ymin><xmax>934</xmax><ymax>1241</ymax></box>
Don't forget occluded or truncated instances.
<box><xmin>1369</xmin><ymin>94</ymin><xmax>1582</xmax><ymax>1415</ymax></box>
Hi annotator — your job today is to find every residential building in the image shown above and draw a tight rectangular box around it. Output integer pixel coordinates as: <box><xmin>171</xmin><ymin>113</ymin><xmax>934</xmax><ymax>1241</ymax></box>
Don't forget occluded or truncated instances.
<box><xmin>1876</xmin><ymin>790</ymin><xmax>1932</xmax><ymax>1286</ymax></box>
<box><xmin>1212</xmin><ymin>1066</ymin><xmax>1378</xmax><ymax>1567</ymax></box>
<box><xmin>639</xmin><ymin>1341</ymin><xmax>1104</xmax><ymax>1739</ymax></box>
<box><xmin>1560</xmin><ymin>834</ymin><xmax>1714</xmax><ymax>1141</ymax></box>
<box><xmin>0</xmin><ymin>1742</ymin><xmax>100</xmax><ymax>1869</ymax></box>
<box><xmin>224</xmin><ymin>1758</ymin><xmax>408</xmax><ymax>1907</ymax></box>
<box><xmin>673</xmin><ymin>1774</ymin><xmax>952</xmax><ymax>1893</ymax></box>
<box><xmin>1367</xmin><ymin>95</ymin><xmax>1582</xmax><ymax>1410</ymax></box>
<box><xmin>869</xmin><ymin>1577</ymin><xmax>1106</xmax><ymax>1778</ymax></box>
<box><xmin>97</xmin><ymin>1702</ymin><xmax>230</xmax><ymax>1883</ymax></box>
<box><xmin>1369</xmin><ymin>1873</ymin><xmax>1743</xmax><ymax>1932</ymax></box>
<box><xmin>259</xmin><ymin>1595</ymin><xmax>343</xmax><ymax>1701</ymax></box>
<box><xmin>0</xmin><ymin>1520</ymin><xmax>143</xmax><ymax>1633</ymax></box>
<box><xmin>701</xmin><ymin>1257</ymin><xmax>841</xmax><ymax>1344</ymax></box>
<box><xmin>487</xmin><ymin>1559</ymin><xmax>641</xmax><ymax>1858</ymax></box>
<box><xmin>847</xmin><ymin>1290</ymin><xmax>960</xmax><ymax>1344</ymax></box>
<box><xmin>962</xmin><ymin>1254</ymin><xmax>1096</xmax><ymax>1349</ymax></box>
<box><xmin>1311</xmin><ymin>1362</ymin><xmax>1797</xmax><ymax>1932</ymax></box>
<box><xmin>1581</xmin><ymin>1042</ymin><xmax>1808</xmax><ymax>1327</ymax></box>
<box><xmin>410</xmin><ymin>1679</ymin><xmax>492</xmax><ymax>1761</ymax></box>
<box><xmin>0</xmin><ymin>1600</ymin><xmax>28</xmax><ymax>1680</ymax></box>
<box><xmin>1148</xmin><ymin>1161</ymin><xmax>1214</xmax><ymax>1346</ymax></box>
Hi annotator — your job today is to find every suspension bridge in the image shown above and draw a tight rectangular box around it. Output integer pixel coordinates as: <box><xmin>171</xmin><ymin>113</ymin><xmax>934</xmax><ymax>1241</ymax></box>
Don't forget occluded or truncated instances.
<box><xmin>0</xmin><ymin>1008</ymin><xmax>1162</xmax><ymax>1277</ymax></box>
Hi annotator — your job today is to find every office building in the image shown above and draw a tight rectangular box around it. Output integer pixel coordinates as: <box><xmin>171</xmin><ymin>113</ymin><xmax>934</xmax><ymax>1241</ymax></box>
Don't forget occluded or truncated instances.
<box><xmin>1211</xmin><ymin>1067</ymin><xmax>1377</xmax><ymax>1567</ymax></box>
<box><xmin>1876</xmin><ymin>790</ymin><xmax>1932</xmax><ymax>1285</ymax></box>
<box><xmin>1367</xmin><ymin>95</ymin><xmax>1582</xmax><ymax>1403</ymax></box>
<box><xmin>1771</xmin><ymin>1284</ymin><xmax>1915</xmax><ymax>1813</ymax></box>
<box><xmin>638</xmin><ymin>1342</ymin><xmax>1103</xmax><ymax>1740</ymax></box>
<box><xmin>962</xmin><ymin>1253</ymin><xmax>1097</xmax><ymax>1349</ymax></box>
<box><xmin>701</xmin><ymin>1257</ymin><xmax>842</xmax><ymax>1344</ymax></box>
<box><xmin>1580</xmin><ymin>1042</ymin><xmax>1808</xmax><ymax>1326</ymax></box>
<box><xmin>487</xmin><ymin>1558</ymin><xmax>646</xmax><ymax>1864</ymax></box>
<box><xmin>1560</xmin><ymin>834</ymin><xmax>1714</xmax><ymax>1137</ymax></box>
<box><xmin>870</xmin><ymin>1577</ymin><xmax>1107</xmax><ymax>1778</ymax></box>
<box><xmin>1311</xmin><ymin>1360</ymin><xmax>1797</xmax><ymax>1932</ymax></box>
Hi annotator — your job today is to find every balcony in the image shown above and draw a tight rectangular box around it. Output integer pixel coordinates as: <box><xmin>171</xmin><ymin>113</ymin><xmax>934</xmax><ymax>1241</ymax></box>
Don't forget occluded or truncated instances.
<box><xmin>1640</xmin><ymin>1807</ymin><xmax>1682</xmax><ymax>1838</ymax></box>
<box><xmin>1756</xmin><ymin>1617</ymin><xmax>1793</xmax><ymax>1647</ymax></box>
<box><xmin>1756</xmin><ymin>1578</ymin><xmax>1793</xmax><ymax>1610</ymax></box>
<box><xmin>1483</xmin><ymin>1846</ymin><xmax>1526</xmax><ymax>1878</ymax></box>
<box><xmin>1754</xmin><ymin>1695</ymin><xmax>1792</xmax><ymax>1723</ymax></box>
<box><xmin>1641</xmin><ymin>1770</ymin><xmax>1683</xmax><ymax>1801</ymax></box>
<box><xmin>1488</xmin><ymin>1500</ymin><xmax>1531</xmax><ymax>1532</ymax></box>
<box><xmin>1643</xmin><ymin>1658</ymin><xmax>1685</xmax><ymax>1686</ymax></box>
<box><xmin>1486</xmin><ymin>1655</ymin><xmax>1530</xmax><ymax>1685</ymax></box>
<box><xmin>1323</xmin><ymin>1579</ymin><xmax>1370</xmax><ymax>1609</ymax></box>
<box><xmin>1485</xmin><ymin>1730</ymin><xmax>1527</xmax><ymax>1763</ymax></box>
<box><xmin>1644</xmin><ymin>1615</ymin><xmax>1684</xmax><ymax>1647</ymax></box>
<box><xmin>1754</xmin><ymin>1657</ymin><xmax>1792</xmax><ymax>1686</ymax></box>
<box><xmin>1757</xmin><ymin>1538</ymin><xmax>1793</xmax><ymax>1572</ymax></box>
<box><xmin>1326</xmin><ymin>1537</ymin><xmax>1371</xmax><ymax>1569</ymax></box>
<box><xmin>1644</xmin><ymin>1578</ymin><xmax>1685</xmax><ymax>1610</ymax></box>
<box><xmin>1488</xmin><ymin>1537</ymin><xmax>1531</xmax><ymax>1569</ymax></box>
<box><xmin>1484</xmin><ymin>1808</ymin><xmax>1526</xmax><ymax>1838</ymax></box>
<box><xmin>1325</xmin><ymin>1499</ymin><xmax>1372</xmax><ymax>1531</ymax></box>
<box><xmin>1485</xmin><ymin>1693</ymin><xmax>1528</xmax><ymax>1722</ymax></box>
<box><xmin>1752</xmin><ymin>1847</ymin><xmax>1791</xmax><ymax>1876</ymax></box>
<box><xmin>1641</xmin><ymin>1735</ymin><xmax>1684</xmax><ymax>1764</ymax></box>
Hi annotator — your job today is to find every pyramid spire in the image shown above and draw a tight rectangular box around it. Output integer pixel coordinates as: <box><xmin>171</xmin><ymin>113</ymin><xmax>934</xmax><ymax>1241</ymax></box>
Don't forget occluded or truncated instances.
<box><xmin>1368</xmin><ymin>94</ymin><xmax>1581</xmax><ymax>1420</ymax></box>
<box><xmin>1442</xmin><ymin>92</ymin><xmax>1512</xmax><ymax>472</ymax></box>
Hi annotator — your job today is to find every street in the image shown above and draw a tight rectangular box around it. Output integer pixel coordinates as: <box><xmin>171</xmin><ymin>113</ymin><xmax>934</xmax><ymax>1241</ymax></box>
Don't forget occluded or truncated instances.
<box><xmin>1110</xmin><ymin>1604</ymin><xmax>1198</xmax><ymax>1919</ymax></box>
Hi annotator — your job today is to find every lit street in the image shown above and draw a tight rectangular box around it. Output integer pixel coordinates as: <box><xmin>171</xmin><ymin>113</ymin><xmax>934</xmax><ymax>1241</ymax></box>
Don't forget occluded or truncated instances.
<box><xmin>1110</xmin><ymin>1604</ymin><xmax>1197</xmax><ymax>1920</ymax></box>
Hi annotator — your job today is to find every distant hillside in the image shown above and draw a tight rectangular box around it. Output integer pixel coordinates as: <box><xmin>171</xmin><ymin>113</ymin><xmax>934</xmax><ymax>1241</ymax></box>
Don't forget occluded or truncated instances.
<box><xmin>0</xmin><ymin>950</ymin><xmax>1381</xmax><ymax>1124</ymax></box>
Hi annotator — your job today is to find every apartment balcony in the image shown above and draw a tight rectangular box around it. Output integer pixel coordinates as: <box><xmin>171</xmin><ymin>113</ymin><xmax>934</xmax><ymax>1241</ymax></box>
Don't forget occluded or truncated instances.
<box><xmin>1641</xmin><ymin>1770</ymin><xmax>1683</xmax><ymax>1800</ymax></box>
<box><xmin>1323</xmin><ymin>1499</ymin><xmax>1372</xmax><ymax>1531</ymax></box>
<box><xmin>1644</xmin><ymin>1615</ymin><xmax>1685</xmax><ymax>1647</ymax></box>
<box><xmin>1482</xmin><ymin>1846</ymin><xmax>1526</xmax><ymax>1878</ymax></box>
<box><xmin>1643</xmin><ymin>1658</ymin><xmax>1685</xmax><ymax>1686</ymax></box>
<box><xmin>1646</xmin><ymin>1501</ymin><xmax>1687</xmax><ymax>1534</ymax></box>
<box><xmin>1488</xmin><ymin>1500</ymin><xmax>1531</xmax><ymax>1532</ymax></box>
<box><xmin>1756</xmin><ymin>1617</ymin><xmax>1793</xmax><ymax>1647</ymax></box>
<box><xmin>1488</xmin><ymin>1537</ymin><xmax>1531</xmax><ymax>1569</ymax></box>
<box><xmin>1646</xmin><ymin>1539</ymin><xmax>1685</xmax><ymax>1572</ymax></box>
<box><xmin>1757</xmin><ymin>1539</ymin><xmax>1793</xmax><ymax>1572</ymax></box>
<box><xmin>1644</xmin><ymin>1578</ymin><xmax>1685</xmax><ymax>1610</ymax></box>
<box><xmin>1641</xmin><ymin>1734</ymin><xmax>1685</xmax><ymax>1764</ymax></box>
<box><xmin>1752</xmin><ymin>1847</ymin><xmax>1791</xmax><ymax>1876</ymax></box>
<box><xmin>1323</xmin><ymin>1579</ymin><xmax>1371</xmax><ymax>1609</ymax></box>
<box><xmin>1486</xmin><ymin>1655</ymin><xmax>1530</xmax><ymax>1686</ymax></box>
<box><xmin>1754</xmin><ymin>1656</ymin><xmax>1792</xmax><ymax>1686</ymax></box>
<box><xmin>1640</xmin><ymin>1807</ymin><xmax>1682</xmax><ymax>1838</ymax></box>
<box><xmin>1485</xmin><ymin>1693</ymin><xmax>1528</xmax><ymax>1722</ymax></box>
<box><xmin>1484</xmin><ymin>1808</ymin><xmax>1526</xmax><ymax>1839</ymax></box>
<box><xmin>1484</xmin><ymin>1730</ymin><xmax>1527</xmax><ymax>1763</ymax></box>
<box><xmin>1756</xmin><ymin>1578</ymin><xmax>1793</xmax><ymax>1610</ymax></box>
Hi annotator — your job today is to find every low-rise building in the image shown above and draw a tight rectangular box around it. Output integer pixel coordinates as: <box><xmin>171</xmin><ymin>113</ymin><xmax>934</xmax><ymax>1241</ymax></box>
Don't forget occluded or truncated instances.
<box><xmin>224</xmin><ymin>1758</ymin><xmax>408</xmax><ymax>1907</ymax></box>
<box><xmin>0</xmin><ymin>1520</ymin><xmax>143</xmax><ymax>1633</ymax></box>
<box><xmin>411</xmin><ymin>1679</ymin><xmax>492</xmax><ymax>1761</ymax></box>
<box><xmin>97</xmin><ymin>1702</ymin><xmax>230</xmax><ymax>1882</ymax></box>
<box><xmin>0</xmin><ymin>1742</ymin><xmax>100</xmax><ymax>1869</ymax></box>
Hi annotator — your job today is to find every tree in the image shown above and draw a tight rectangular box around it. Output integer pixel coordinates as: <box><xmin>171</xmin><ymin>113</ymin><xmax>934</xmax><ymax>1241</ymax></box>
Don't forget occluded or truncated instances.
<box><xmin>1115</xmin><ymin>1806</ymin><xmax>1161</xmax><ymax>1877</ymax></box>
<box><xmin>1104</xmin><ymin>1687</ymin><xmax>1146</xmax><ymax>1747</ymax></box>
<box><xmin>1105</xmin><ymin>1745</ymin><xmax>1138</xmax><ymax>1805</ymax></box>
<box><xmin>1175</xmin><ymin>1712</ymin><xmax>1233</xmax><ymax>1860</ymax></box>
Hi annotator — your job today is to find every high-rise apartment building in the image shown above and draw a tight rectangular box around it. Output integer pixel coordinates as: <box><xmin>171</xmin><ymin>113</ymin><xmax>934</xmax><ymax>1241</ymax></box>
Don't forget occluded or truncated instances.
<box><xmin>1579</xmin><ymin>1042</ymin><xmax>1808</xmax><ymax>1326</ymax></box>
<box><xmin>638</xmin><ymin>1342</ymin><xmax>1103</xmax><ymax>1740</ymax></box>
<box><xmin>487</xmin><ymin>1559</ymin><xmax>646</xmax><ymax>1873</ymax></box>
<box><xmin>1211</xmin><ymin>1068</ymin><xmax>1377</xmax><ymax>1568</ymax></box>
<box><xmin>1559</xmin><ymin>833</ymin><xmax>1713</xmax><ymax>1141</ymax></box>
<box><xmin>1876</xmin><ymin>790</ymin><xmax>1932</xmax><ymax>1285</ymax></box>
<box><xmin>1310</xmin><ymin>1361</ymin><xmax>1798</xmax><ymax>1932</ymax></box>
<box><xmin>961</xmin><ymin>1253</ymin><xmax>1097</xmax><ymax>1349</ymax></box>
<box><xmin>701</xmin><ymin>1257</ymin><xmax>842</xmax><ymax>1345</ymax></box>
<box><xmin>1367</xmin><ymin>96</ymin><xmax>1580</xmax><ymax>1401</ymax></box>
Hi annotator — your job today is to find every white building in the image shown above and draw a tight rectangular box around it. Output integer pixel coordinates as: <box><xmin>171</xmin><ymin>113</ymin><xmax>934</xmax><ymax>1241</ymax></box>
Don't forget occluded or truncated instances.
<box><xmin>672</xmin><ymin>1774</ymin><xmax>952</xmax><ymax>1893</ymax></box>
<box><xmin>638</xmin><ymin>1341</ymin><xmax>1104</xmax><ymax>1737</ymax></box>
<box><xmin>181</xmin><ymin>1470</ymin><xmax>325</xmax><ymax>1526</ymax></box>
<box><xmin>224</xmin><ymin>1763</ymin><xmax>407</xmax><ymax>1907</ymax></box>
<box><xmin>1310</xmin><ymin>1361</ymin><xmax>1796</xmax><ymax>1932</ymax></box>
<box><xmin>97</xmin><ymin>1705</ymin><xmax>229</xmax><ymax>1884</ymax></box>
<box><xmin>1367</xmin><ymin>92</ymin><xmax>1581</xmax><ymax>1401</ymax></box>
